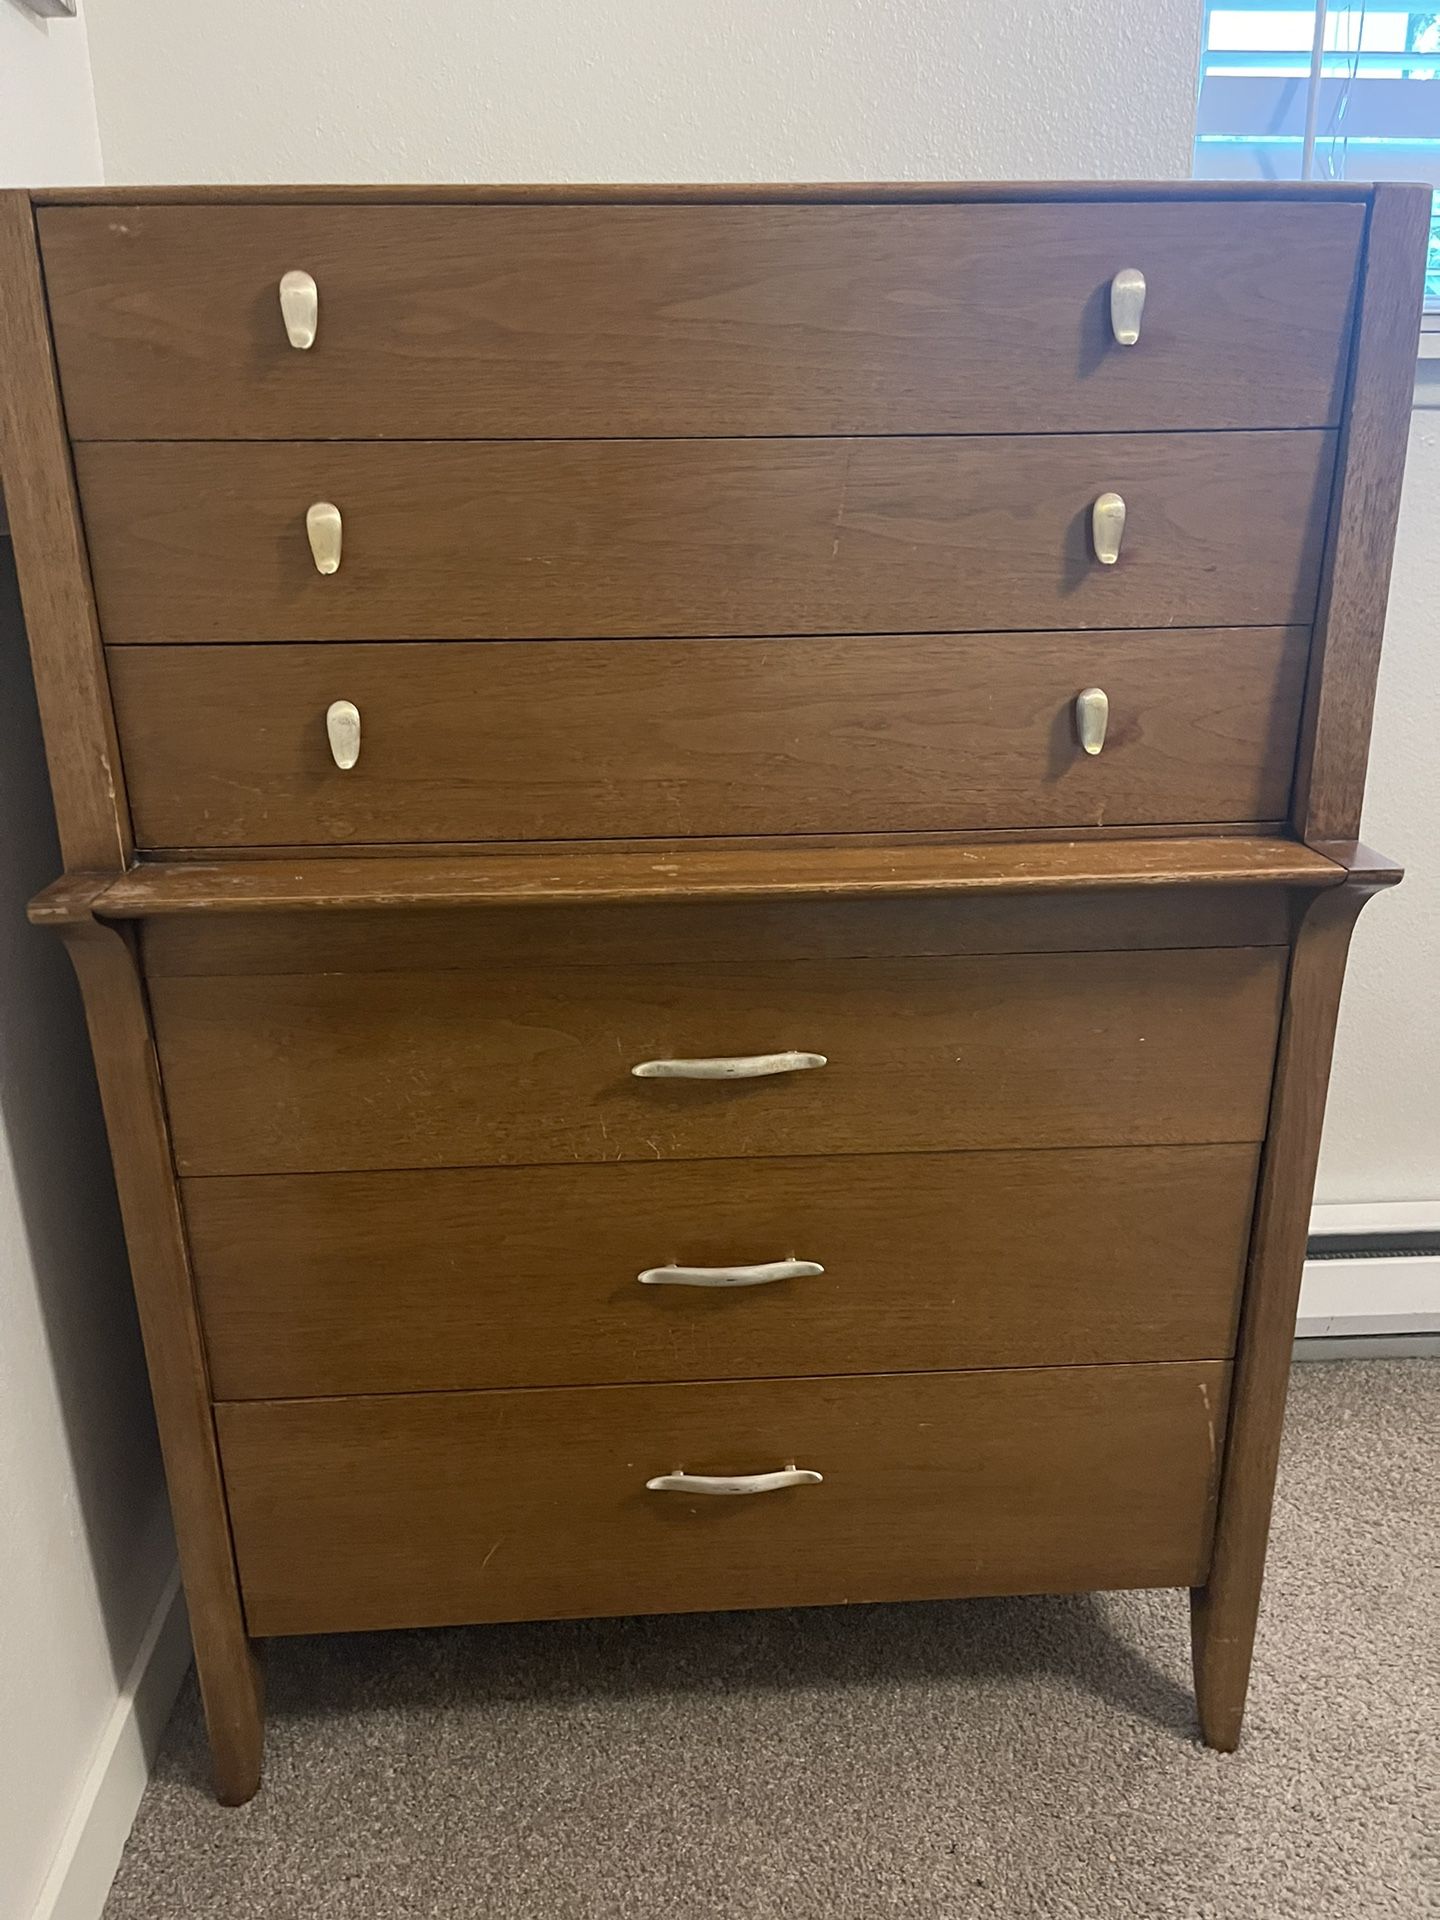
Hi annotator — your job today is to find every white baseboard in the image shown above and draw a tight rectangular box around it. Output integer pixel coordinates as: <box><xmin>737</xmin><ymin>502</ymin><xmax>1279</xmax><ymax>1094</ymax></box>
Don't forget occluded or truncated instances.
<box><xmin>30</xmin><ymin>1567</ymin><xmax>191</xmax><ymax>1920</ymax></box>
<box><xmin>1297</xmin><ymin>1201</ymin><xmax>1440</xmax><ymax>1338</ymax></box>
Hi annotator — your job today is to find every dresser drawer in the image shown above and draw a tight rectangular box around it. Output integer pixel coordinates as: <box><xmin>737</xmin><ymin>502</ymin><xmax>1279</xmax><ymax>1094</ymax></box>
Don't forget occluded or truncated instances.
<box><xmin>150</xmin><ymin>945</ymin><xmax>1285</xmax><ymax>1176</ymax></box>
<box><xmin>41</xmin><ymin>201</ymin><xmax>1360</xmax><ymax>439</ymax></box>
<box><xmin>77</xmin><ymin>432</ymin><xmax>1334</xmax><ymax>644</ymax></box>
<box><xmin>217</xmin><ymin>1361</ymin><xmax>1231</xmax><ymax>1634</ymax></box>
<box><xmin>187</xmin><ymin>1145</ymin><xmax>1255</xmax><ymax>1398</ymax></box>
<box><xmin>111</xmin><ymin>629</ymin><xmax>1308</xmax><ymax>849</ymax></box>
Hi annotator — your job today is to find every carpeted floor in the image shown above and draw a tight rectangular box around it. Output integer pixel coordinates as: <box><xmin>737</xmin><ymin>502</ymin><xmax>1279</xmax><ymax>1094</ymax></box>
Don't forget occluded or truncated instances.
<box><xmin>105</xmin><ymin>1360</ymin><xmax>1438</xmax><ymax>1919</ymax></box>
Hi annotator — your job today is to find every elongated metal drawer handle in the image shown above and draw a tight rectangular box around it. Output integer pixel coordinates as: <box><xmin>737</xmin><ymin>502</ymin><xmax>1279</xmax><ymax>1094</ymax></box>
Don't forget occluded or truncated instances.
<box><xmin>631</xmin><ymin>1051</ymin><xmax>826</xmax><ymax>1081</ymax></box>
<box><xmin>306</xmin><ymin>501</ymin><xmax>342</xmax><ymax>575</ymax></box>
<box><xmin>325</xmin><ymin>699</ymin><xmax>361</xmax><ymax>770</ymax></box>
<box><xmin>1109</xmin><ymin>267</ymin><xmax>1146</xmax><ymax>346</ymax></box>
<box><xmin>646</xmin><ymin>1466</ymin><xmax>824</xmax><ymax>1496</ymax></box>
<box><xmin>1075</xmin><ymin>686</ymin><xmax>1110</xmax><ymax>757</ymax></box>
<box><xmin>638</xmin><ymin>1259</ymin><xmax>824</xmax><ymax>1289</ymax></box>
<box><xmin>1091</xmin><ymin>491</ymin><xmax>1126</xmax><ymax>566</ymax></box>
<box><xmin>279</xmin><ymin>269</ymin><xmax>318</xmax><ymax>349</ymax></box>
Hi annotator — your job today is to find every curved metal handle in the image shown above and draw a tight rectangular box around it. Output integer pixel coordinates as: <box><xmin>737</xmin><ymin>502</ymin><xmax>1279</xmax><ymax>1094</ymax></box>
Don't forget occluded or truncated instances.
<box><xmin>646</xmin><ymin>1466</ymin><xmax>823</xmax><ymax>1496</ymax></box>
<box><xmin>638</xmin><ymin>1259</ymin><xmax>824</xmax><ymax>1289</ymax></box>
<box><xmin>632</xmin><ymin>1051</ymin><xmax>826</xmax><ymax>1081</ymax></box>
<box><xmin>1075</xmin><ymin>687</ymin><xmax>1110</xmax><ymax>757</ymax></box>
<box><xmin>279</xmin><ymin>269</ymin><xmax>318</xmax><ymax>349</ymax></box>
<box><xmin>1109</xmin><ymin>268</ymin><xmax>1146</xmax><ymax>346</ymax></box>
<box><xmin>1091</xmin><ymin>491</ymin><xmax>1126</xmax><ymax>566</ymax></box>
<box><xmin>326</xmin><ymin>699</ymin><xmax>361</xmax><ymax>770</ymax></box>
<box><xmin>306</xmin><ymin>501</ymin><xmax>343</xmax><ymax>575</ymax></box>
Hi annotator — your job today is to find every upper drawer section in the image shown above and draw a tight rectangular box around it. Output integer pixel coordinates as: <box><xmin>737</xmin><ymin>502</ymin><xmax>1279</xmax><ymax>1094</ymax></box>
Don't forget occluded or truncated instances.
<box><xmin>39</xmin><ymin>202</ymin><xmax>1362</xmax><ymax>439</ymax></box>
<box><xmin>77</xmin><ymin>433</ymin><xmax>1335</xmax><ymax>643</ymax></box>
<box><xmin>109</xmin><ymin>630</ymin><xmax>1307</xmax><ymax>848</ymax></box>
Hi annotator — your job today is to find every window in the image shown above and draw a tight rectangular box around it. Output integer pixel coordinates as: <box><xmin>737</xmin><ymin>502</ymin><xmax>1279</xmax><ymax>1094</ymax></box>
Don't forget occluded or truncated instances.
<box><xmin>1196</xmin><ymin>5</ymin><xmax>1440</xmax><ymax>308</ymax></box>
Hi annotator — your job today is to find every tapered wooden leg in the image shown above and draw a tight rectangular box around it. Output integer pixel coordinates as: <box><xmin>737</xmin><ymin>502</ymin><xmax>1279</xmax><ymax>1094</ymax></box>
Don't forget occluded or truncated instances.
<box><xmin>1189</xmin><ymin>866</ymin><xmax>1394</xmax><ymax>1751</ymax></box>
<box><xmin>58</xmin><ymin>909</ymin><xmax>265</xmax><ymax>1802</ymax></box>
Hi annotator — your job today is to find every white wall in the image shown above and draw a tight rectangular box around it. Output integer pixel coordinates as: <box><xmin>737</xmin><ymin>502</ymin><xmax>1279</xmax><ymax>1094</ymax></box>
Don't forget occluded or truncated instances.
<box><xmin>82</xmin><ymin>0</ymin><xmax>1202</xmax><ymax>184</ymax></box>
<box><xmin>1</xmin><ymin>8</ymin><xmax>176</xmax><ymax>1919</ymax></box>
<box><xmin>0</xmin><ymin>0</ymin><xmax>102</xmax><ymax>184</ymax></box>
<box><xmin>1319</xmin><ymin>372</ymin><xmax>1440</xmax><ymax>1204</ymax></box>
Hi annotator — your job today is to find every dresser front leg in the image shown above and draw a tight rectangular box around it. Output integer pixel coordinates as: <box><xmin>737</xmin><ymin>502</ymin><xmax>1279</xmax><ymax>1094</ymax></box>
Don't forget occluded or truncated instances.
<box><xmin>57</xmin><ymin>910</ymin><xmax>265</xmax><ymax>1803</ymax></box>
<box><xmin>1189</xmin><ymin>866</ymin><xmax>1395</xmax><ymax>1751</ymax></box>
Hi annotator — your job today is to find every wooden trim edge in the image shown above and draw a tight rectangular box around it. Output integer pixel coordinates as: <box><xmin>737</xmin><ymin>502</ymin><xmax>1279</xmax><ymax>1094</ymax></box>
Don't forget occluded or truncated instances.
<box><xmin>1191</xmin><ymin>865</ymin><xmax>1397</xmax><ymax>1748</ymax></box>
<box><xmin>56</xmin><ymin>915</ymin><xmax>263</xmax><ymax>1802</ymax></box>
<box><xmin>38</xmin><ymin>838</ymin><xmax>1352</xmax><ymax>922</ymax></box>
<box><xmin>30</xmin><ymin>181</ymin><xmax>1380</xmax><ymax>208</ymax></box>
<box><xmin>0</xmin><ymin>190</ymin><xmax>132</xmax><ymax>870</ymax></box>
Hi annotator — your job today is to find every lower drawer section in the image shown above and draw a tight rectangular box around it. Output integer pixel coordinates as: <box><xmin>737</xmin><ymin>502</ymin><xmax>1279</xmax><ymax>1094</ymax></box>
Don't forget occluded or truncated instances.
<box><xmin>187</xmin><ymin>1145</ymin><xmax>1256</xmax><ymax>1397</ymax></box>
<box><xmin>218</xmin><ymin>1362</ymin><xmax>1231</xmax><ymax>1635</ymax></box>
<box><xmin>153</xmin><ymin>945</ymin><xmax>1285</xmax><ymax>1174</ymax></box>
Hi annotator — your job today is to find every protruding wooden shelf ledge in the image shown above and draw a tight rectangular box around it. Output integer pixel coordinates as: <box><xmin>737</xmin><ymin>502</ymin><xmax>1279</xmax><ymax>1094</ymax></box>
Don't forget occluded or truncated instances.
<box><xmin>28</xmin><ymin>837</ymin><xmax>1360</xmax><ymax>928</ymax></box>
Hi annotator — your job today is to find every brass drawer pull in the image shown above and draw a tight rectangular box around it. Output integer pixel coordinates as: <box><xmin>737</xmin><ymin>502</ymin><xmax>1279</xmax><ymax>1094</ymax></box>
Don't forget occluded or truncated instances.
<box><xmin>278</xmin><ymin>269</ymin><xmax>318</xmax><ymax>349</ymax></box>
<box><xmin>306</xmin><ymin>501</ymin><xmax>343</xmax><ymax>575</ymax></box>
<box><xmin>638</xmin><ymin>1259</ymin><xmax>824</xmax><ymax>1289</ymax></box>
<box><xmin>631</xmin><ymin>1051</ymin><xmax>826</xmax><ymax>1081</ymax></box>
<box><xmin>646</xmin><ymin>1466</ymin><xmax>824</xmax><ymax>1496</ymax></box>
<box><xmin>325</xmin><ymin>699</ymin><xmax>361</xmax><ymax>770</ymax></box>
<box><xmin>1109</xmin><ymin>268</ymin><xmax>1146</xmax><ymax>346</ymax></box>
<box><xmin>1091</xmin><ymin>491</ymin><xmax>1126</xmax><ymax>566</ymax></box>
<box><xmin>1075</xmin><ymin>686</ymin><xmax>1110</xmax><ymax>756</ymax></box>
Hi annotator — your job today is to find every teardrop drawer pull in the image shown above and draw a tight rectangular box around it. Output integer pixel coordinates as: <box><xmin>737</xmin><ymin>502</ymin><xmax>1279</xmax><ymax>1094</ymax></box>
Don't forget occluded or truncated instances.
<box><xmin>306</xmin><ymin>501</ymin><xmax>343</xmax><ymax>575</ymax></box>
<box><xmin>325</xmin><ymin>699</ymin><xmax>361</xmax><ymax>770</ymax></box>
<box><xmin>638</xmin><ymin>1259</ymin><xmax>825</xmax><ymax>1289</ymax></box>
<box><xmin>1075</xmin><ymin>686</ymin><xmax>1110</xmax><ymax>756</ymax></box>
<box><xmin>645</xmin><ymin>1467</ymin><xmax>824</xmax><ymax>1496</ymax></box>
<box><xmin>1109</xmin><ymin>268</ymin><xmax>1146</xmax><ymax>346</ymax></box>
<box><xmin>631</xmin><ymin>1051</ymin><xmax>826</xmax><ymax>1081</ymax></box>
<box><xmin>278</xmin><ymin>270</ymin><xmax>318</xmax><ymax>349</ymax></box>
<box><xmin>1091</xmin><ymin>491</ymin><xmax>1126</xmax><ymax>566</ymax></box>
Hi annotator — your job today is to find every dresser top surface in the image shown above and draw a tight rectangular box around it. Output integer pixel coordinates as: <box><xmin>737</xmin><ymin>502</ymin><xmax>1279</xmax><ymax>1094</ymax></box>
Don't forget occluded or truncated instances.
<box><xmin>22</xmin><ymin>180</ymin><xmax>1388</xmax><ymax>208</ymax></box>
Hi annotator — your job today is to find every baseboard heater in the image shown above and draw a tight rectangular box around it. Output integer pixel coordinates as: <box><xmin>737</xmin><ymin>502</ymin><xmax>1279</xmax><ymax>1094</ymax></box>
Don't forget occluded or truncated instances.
<box><xmin>1296</xmin><ymin>1203</ymin><xmax>1440</xmax><ymax>1340</ymax></box>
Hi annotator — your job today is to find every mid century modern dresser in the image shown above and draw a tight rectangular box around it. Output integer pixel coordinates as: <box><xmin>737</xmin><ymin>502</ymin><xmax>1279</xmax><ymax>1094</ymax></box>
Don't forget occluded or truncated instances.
<box><xmin>0</xmin><ymin>181</ymin><xmax>1424</xmax><ymax>1803</ymax></box>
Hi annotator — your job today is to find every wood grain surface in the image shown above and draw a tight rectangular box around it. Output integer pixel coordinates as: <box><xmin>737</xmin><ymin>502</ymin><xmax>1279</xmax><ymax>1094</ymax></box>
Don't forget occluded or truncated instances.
<box><xmin>1293</xmin><ymin>183</ymin><xmax>1431</xmax><ymax>841</ymax></box>
<box><xmin>109</xmin><ymin>629</ymin><xmax>1310</xmax><ymax>848</ymax></box>
<box><xmin>1192</xmin><ymin>869</ymin><xmax>1398</xmax><ymax>1748</ymax></box>
<box><xmin>0</xmin><ymin>192</ymin><xmax>130</xmax><ymax>868</ymax></box>
<box><xmin>56</xmin><ymin>917</ymin><xmax>263</xmax><ymax>1803</ymax></box>
<box><xmin>76</xmin><ymin>432</ymin><xmax>1336</xmax><ymax>643</ymax></box>
<box><xmin>186</xmin><ymin>1144</ymin><xmax>1256</xmax><ymax>1397</ymax></box>
<box><xmin>64</xmin><ymin>838</ymin><xmax>1345</xmax><ymax>923</ymax></box>
<box><xmin>140</xmin><ymin>886</ymin><xmax>1293</xmax><ymax>977</ymax></box>
<box><xmin>217</xmin><ymin>1361</ymin><xmax>1232</xmax><ymax>1635</ymax></box>
<box><xmin>41</xmin><ymin>201</ymin><xmax>1360</xmax><ymax>439</ymax></box>
<box><xmin>150</xmin><ymin>945</ymin><xmax>1286</xmax><ymax>1175</ymax></box>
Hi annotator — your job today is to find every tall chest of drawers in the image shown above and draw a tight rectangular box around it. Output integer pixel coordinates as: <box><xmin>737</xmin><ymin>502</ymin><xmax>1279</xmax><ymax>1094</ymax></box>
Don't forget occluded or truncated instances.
<box><xmin>1</xmin><ymin>181</ymin><xmax>1425</xmax><ymax>1803</ymax></box>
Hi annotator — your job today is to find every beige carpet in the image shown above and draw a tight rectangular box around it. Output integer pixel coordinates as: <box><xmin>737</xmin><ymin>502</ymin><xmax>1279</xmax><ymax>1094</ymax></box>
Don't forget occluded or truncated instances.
<box><xmin>105</xmin><ymin>1360</ymin><xmax>1438</xmax><ymax>1919</ymax></box>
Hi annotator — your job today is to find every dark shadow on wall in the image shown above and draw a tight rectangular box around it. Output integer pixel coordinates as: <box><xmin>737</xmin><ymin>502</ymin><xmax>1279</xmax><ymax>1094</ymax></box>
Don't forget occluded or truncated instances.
<box><xmin>0</xmin><ymin>527</ymin><xmax>171</xmax><ymax>1687</ymax></box>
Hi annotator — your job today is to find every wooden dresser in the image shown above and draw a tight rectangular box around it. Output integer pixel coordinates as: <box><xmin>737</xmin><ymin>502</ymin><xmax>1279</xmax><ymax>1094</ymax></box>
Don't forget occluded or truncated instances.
<box><xmin>0</xmin><ymin>182</ymin><xmax>1424</xmax><ymax>1804</ymax></box>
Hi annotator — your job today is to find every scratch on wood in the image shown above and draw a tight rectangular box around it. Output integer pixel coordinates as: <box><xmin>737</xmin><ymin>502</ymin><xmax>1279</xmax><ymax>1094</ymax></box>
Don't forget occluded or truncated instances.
<box><xmin>830</xmin><ymin>444</ymin><xmax>856</xmax><ymax>559</ymax></box>
<box><xmin>1198</xmin><ymin>1380</ymin><xmax>1218</xmax><ymax>1471</ymax></box>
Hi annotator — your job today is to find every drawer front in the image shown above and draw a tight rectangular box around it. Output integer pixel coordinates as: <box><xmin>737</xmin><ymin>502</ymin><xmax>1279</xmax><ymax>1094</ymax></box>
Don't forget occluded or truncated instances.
<box><xmin>151</xmin><ymin>946</ymin><xmax>1286</xmax><ymax>1175</ymax></box>
<box><xmin>111</xmin><ymin>630</ymin><xmax>1308</xmax><ymax>849</ymax></box>
<box><xmin>41</xmin><ymin>202</ymin><xmax>1360</xmax><ymax>439</ymax></box>
<box><xmin>77</xmin><ymin>433</ymin><xmax>1335</xmax><ymax>644</ymax></box>
<box><xmin>187</xmin><ymin>1145</ymin><xmax>1257</xmax><ymax>1397</ymax></box>
<box><xmin>217</xmin><ymin>1361</ymin><xmax>1232</xmax><ymax>1635</ymax></box>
